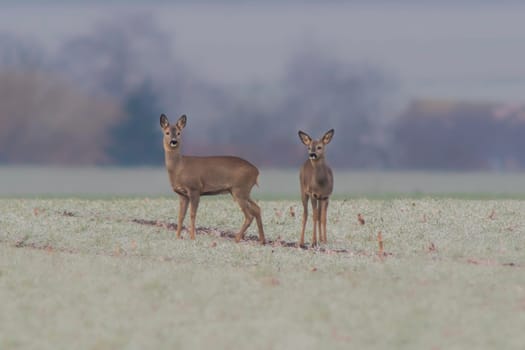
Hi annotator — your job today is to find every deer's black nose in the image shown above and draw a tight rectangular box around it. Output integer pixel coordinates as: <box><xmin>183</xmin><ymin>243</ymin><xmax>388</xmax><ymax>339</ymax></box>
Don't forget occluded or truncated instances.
<box><xmin>309</xmin><ymin>153</ymin><xmax>317</xmax><ymax>159</ymax></box>
<box><xmin>170</xmin><ymin>140</ymin><xmax>178</xmax><ymax>147</ymax></box>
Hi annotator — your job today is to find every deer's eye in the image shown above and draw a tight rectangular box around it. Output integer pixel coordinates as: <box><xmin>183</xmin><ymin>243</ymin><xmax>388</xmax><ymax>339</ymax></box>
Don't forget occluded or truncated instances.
<box><xmin>177</xmin><ymin>132</ymin><xmax>181</xmax><ymax>136</ymax></box>
<box><xmin>165</xmin><ymin>131</ymin><xmax>170</xmax><ymax>136</ymax></box>
<box><xmin>316</xmin><ymin>146</ymin><xmax>322</xmax><ymax>150</ymax></box>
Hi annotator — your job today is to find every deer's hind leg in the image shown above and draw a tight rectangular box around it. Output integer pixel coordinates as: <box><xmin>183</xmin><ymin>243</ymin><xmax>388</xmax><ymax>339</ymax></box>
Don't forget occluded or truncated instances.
<box><xmin>232</xmin><ymin>190</ymin><xmax>254</xmax><ymax>243</ymax></box>
<box><xmin>234</xmin><ymin>204</ymin><xmax>254</xmax><ymax>243</ymax></box>
<box><xmin>247</xmin><ymin>198</ymin><xmax>265</xmax><ymax>244</ymax></box>
<box><xmin>232</xmin><ymin>189</ymin><xmax>265</xmax><ymax>244</ymax></box>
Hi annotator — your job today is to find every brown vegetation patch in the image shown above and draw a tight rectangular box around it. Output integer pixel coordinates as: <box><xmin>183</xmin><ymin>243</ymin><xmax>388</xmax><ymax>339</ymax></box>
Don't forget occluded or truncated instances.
<box><xmin>11</xmin><ymin>236</ymin><xmax>78</xmax><ymax>255</ymax></box>
<box><xmin>466</xmin><ymin>258</ymin><xmax>521</xmax><ymax>268</ymax></box>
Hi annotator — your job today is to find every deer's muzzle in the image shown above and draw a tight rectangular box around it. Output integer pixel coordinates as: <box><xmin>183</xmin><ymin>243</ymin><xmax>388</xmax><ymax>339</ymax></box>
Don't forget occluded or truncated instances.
<box><xmin>309</xmin><ymin>153</ymin><xmax>318</xmax><ymax>160</ymax></box>
<box><xmin>170</xmin><ymin>140</ymin><xmax>178</xmax><ymax>147</ymax></box>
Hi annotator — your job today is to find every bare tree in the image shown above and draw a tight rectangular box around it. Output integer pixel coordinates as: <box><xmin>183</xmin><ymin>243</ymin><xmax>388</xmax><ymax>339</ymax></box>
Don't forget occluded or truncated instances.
<box><xmin>393</xmin><ymin>100</ymin><xmax>525</xmax><ymax>170</ymax></box>
<box><xmin>0</xmin><ymin>70</ymin><xmax>122</xmax><ymax>164</ymax></box>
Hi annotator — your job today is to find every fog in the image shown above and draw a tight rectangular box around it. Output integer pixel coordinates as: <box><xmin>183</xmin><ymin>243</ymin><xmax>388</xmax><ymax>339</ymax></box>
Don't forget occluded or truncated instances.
<box><xmin>2</xmin><ymin>2</ymin><xmax>524</xmax><ymax>100</ymax></box>
<box><xmin>1</xmin><ymin>1</ymin><xmax>525</xmax><ymax>169</ymax></box>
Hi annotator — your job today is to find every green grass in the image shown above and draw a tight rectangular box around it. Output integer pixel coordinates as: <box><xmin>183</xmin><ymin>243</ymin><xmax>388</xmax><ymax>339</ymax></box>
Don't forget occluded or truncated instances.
<box><xmin>1</xmin><ymin>197</ymin><xmax>525</xmax><ymax>349</ymax></box>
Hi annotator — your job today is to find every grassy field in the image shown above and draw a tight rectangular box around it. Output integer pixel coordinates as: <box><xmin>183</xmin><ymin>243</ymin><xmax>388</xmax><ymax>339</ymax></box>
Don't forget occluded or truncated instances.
<box><xmin>1</xmin><ymin>196</ymin><xmax>524</xmax><ymax>349</ymax></box>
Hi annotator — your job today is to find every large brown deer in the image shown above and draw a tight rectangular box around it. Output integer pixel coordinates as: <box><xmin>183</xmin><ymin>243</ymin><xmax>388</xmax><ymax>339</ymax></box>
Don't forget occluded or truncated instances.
<box><xmin>298</xmin><ymin>129</ymin><xmax>335</xmax><ymax>247</ymax></box>
<box><xmin>160</xmin><ymin>114</ymin><xmax>265</xmax><ymax>244</ymax></box>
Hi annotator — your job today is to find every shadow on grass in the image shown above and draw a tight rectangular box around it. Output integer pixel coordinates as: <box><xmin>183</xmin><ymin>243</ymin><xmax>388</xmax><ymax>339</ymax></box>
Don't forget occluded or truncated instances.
<box><xmin>130</xmin><ymin>218</ymin><xmax>354</xmax><ymax>254</ymax></box>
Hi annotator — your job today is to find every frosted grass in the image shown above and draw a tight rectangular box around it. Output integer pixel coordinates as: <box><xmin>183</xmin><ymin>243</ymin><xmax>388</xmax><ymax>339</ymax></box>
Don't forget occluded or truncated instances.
<box><xmin>1</xmin><ymin>197</ymin><xmax>524</xmax><ymax>349</ymax></box>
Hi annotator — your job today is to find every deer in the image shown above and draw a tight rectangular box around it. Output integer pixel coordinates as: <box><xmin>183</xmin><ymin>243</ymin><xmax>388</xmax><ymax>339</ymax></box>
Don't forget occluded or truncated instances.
<box><xmin>160</xmin><ymin>113</ymin><xmax>265</xmax><ymax>244</ymax></box>
<box><xmin>297</xmin><ymin>129</ymin><xmax>334</xmax><ymax>247</ymax></box>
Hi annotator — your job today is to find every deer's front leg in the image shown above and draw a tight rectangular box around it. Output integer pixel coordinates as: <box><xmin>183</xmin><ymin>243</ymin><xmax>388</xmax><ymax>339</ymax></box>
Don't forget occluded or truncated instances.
<box><xmin>299</xmin><ymin>193</ymin><xmax>309</xmax><ymax>247</ymax></box>
<box><xmin>176</xmin><ymin>195</ymin><xmax>189</xmax><ymax>239</ymax></box>
<box><xmin>188</xmin><ymin>191</ymin><xmax>200</xmax><ymax>240</ymax></box>
<box><xmin>320</xmin><ymin>199</ymin><xmax>329</xmax><ymax>243</ymax></box>
<box><xmin>310</xmin><ymin>197</ymin><xmax>319</xmax><ymax>247</ymax></box>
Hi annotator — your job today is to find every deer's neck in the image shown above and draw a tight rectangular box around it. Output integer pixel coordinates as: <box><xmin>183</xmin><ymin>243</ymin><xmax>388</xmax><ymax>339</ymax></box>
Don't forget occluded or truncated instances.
<box><xmin>164</xmin><ymin>149</ymin><xmax>183</xmax><ymax>171</ymax></box>
<box><xmin>164</xmin><ymin>149</ymin><xmax>185</xmax><ymax>191</ymax></box>
<box><xmin>310</xmin><ymin>158</ymin><xmax>330</xmax><ymax>183</ymax></box>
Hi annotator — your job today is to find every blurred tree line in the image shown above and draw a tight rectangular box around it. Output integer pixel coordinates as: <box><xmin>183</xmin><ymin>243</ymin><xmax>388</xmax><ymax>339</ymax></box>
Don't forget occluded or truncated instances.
<box><xmin>1</xmin><ymin>14</ymin><xmax>524</xmax><ymax>170</ymax></box>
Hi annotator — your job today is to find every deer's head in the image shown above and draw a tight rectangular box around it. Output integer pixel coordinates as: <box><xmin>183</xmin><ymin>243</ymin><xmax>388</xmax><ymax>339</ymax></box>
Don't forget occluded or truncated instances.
<box><xmin>298</xmin><ymin>129</ymin><xmax>334</xmax><ymax>161</ymax></box>
<box><xmin>160</xmin><ymin>114</ymin><xmax>186</xmax><ymax>151</ymax></box>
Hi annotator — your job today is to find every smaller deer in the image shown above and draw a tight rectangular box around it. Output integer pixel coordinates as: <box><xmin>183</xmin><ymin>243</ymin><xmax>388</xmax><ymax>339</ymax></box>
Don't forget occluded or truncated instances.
<box><xmin>298</xmin><ymin>129</ymin><xmax>335</xmax><ymax>247</ymax></box>
<box><xmin>160</xmin><ymin>113</ymin><xmax>265</xmax><ymax>244</ymax></box>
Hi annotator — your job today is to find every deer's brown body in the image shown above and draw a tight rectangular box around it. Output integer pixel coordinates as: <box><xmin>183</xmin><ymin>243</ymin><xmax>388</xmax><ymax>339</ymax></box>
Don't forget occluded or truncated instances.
<box><xmin>161</xmin><ymin>114</ymin><xmax>265</xmax><ymax>244</ymax></box>
<box><xmin>298</xmin><ymin>129</ymin><xmax>334</xmax><ymax>247</ymax></box>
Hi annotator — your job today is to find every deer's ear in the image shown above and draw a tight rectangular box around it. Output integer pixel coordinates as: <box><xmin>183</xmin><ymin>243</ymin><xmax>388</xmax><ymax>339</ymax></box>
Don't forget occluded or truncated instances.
<box><xmin>160</xmin><ymin>114</ymin><xmax>170</xmax><ymax>129</ymax></box>
<box><xmin>176</xmin><ymin>114</ymin><xmax>187</xmax><ymax>130</ymax></box>
<box><xmin>322</xmin><ymin>129</ymin><xmax>334</xmax><ymax>145</ymax></box>
<box><xmin>298</xmin><ymin>131</ymin><xmax>312</xmax><ymax>146</ymax></box>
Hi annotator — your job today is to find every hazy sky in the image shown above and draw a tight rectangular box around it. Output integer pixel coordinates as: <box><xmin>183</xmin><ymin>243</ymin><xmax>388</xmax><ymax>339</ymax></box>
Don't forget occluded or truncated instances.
<box><xmin>1</xmin><ymin>2</ymin><xmax>525</xmax><ymax>103</ymax></box>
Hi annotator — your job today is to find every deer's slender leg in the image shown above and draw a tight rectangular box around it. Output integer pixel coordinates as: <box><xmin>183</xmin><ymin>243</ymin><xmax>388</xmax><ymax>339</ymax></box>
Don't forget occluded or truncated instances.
<box><xmin>310</xmin><ymin>197</ymin><xmax>319</xmax><ymax>247</ymax></box>
<box><xmin>299</xmin><ymin>192</ymin><xmax>309</xmax><ymax>247</ymax></box>
<box><xmin>320</xmin><ymin>199</ymin><xmax>329</xmax><ymax>243</ymax></box>
<box><xmin>317</xmin><ymin>203</ymin><xmax>322</xmax><ymax>244</ymax></box>
<box><xmin>248</xmin><ymin>198</ymin><xmax>265</xmax><ymax>244</ymax></box>
<box><xmin>188</xmin><ymin>191</ymin><xmax>200</xmax><ymax>240</ymax></box>
<box><xmin>234</xmin><ymin>201</ymin><xmax>254</xmax><ymax>242</ymax></box>
<box><xmin>231</xmin><ymin>189</ymin><xmax>265</xmax><ymax>244</ymax></box>
<box><xmin>176</xmin><ymin>195</ymin><xmax>189</xmax><ymax>239</ymax></box>
<box><xmin>232</xmin><ymin>190</ymin><xmax>254</xmax><ymax>242</ymax></box>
